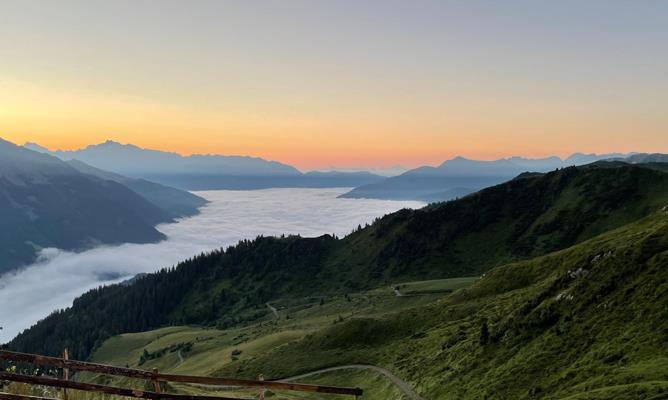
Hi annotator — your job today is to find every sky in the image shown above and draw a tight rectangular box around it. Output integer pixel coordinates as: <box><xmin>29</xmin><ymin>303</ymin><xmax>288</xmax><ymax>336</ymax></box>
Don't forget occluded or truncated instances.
<box><xmin>0</xmin><ymin>0</ymin><xmax>666</xmax><ymax>169</ymax></box>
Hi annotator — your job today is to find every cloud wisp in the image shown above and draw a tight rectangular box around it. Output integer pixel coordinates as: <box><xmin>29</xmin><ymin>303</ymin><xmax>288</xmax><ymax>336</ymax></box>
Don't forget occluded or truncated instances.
<box><xmin>0</xmin><ymin>188</ymin><xmax>423</xmax><ymax>343</ymax></box>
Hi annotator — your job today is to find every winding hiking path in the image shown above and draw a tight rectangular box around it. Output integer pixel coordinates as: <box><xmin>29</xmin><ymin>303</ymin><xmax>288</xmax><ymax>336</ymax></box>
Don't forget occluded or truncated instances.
<box><xmin>279</xmin><ymin>364</ymin><xmax>425</xmax><ymax>400</ymax></box>
<box><xmin>266</xmin><ymin>303</ymin><xmax>279</xmax><ymax>319</ymax></box>
<box><xmin>186</xmin><ymin>364</ymin><xmax>425</xmax><ymax>399</ymax></box>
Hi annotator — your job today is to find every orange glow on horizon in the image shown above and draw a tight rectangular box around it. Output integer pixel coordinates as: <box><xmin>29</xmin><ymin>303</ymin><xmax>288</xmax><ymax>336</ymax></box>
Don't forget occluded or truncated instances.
<box><xmin>1</xmin><ymin>80</ymin><xmax>666</xmax><ymax>171</ymax></box>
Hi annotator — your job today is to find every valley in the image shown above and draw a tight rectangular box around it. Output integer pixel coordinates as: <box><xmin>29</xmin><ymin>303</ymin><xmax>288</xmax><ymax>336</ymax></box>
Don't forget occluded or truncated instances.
<box><xmin>5</xmin><ymin>162</ymin><xmax>667</xmax><ymax>399</ymax></box>
<box><xmin>0</xmin><ymin>188</ymin><xmax>423</xmax><ymax>343</ymax></box>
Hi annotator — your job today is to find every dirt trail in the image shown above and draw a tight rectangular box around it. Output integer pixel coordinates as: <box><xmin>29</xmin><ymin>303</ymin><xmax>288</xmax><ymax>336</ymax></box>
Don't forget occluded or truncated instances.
<box><xmin>186</xmin><ymin>364</ymin><xmax>425</xmax><ymax>399</ymax></box>
<box><xmin>266</xmin><ymin>303</ymin><xmax>279</xmax><ymax>319</ymax></box>
<box><xmin>279</xmin><ymin>364</ymin><xmax>425</xmax><ymax>400</ymax></box>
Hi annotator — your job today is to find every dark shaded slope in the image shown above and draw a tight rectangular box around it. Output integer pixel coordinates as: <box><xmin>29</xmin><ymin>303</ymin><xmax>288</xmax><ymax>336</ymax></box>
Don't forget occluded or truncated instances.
<box><xmin>67</xmin><ymin>160</ymin><xmax>208</xmax><ymax>218</ymax></box>
<box><xmin>0</xmin><ymin>139</ymin><xmax>169</xmax><ymax>274</ymax></box>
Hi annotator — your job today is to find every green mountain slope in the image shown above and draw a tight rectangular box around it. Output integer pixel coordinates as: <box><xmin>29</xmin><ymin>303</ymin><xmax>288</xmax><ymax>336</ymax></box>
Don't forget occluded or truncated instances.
<box><xmin>217</xmin><ymin>210</ymin><xmax>668</xmax><ymax>399</ymax></box>
<box><xmin>8</xmin><ymin>163</ymin><xmax>667</xmax><ymax>362</ymax></box>
<box><xmin>331</xmin><ymin>162</ymin><xmax>668</xmax><ymax>282</ymax></box>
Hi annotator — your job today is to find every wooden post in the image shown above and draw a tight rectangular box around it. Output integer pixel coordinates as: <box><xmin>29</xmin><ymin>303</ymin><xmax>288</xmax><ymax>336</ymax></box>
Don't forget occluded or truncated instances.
<box><xmin>257</xmin><ymin>374</ymin><xmax>264</xmax><ymax>400</ymax></box>
<box><xmin>61</xmin><ymin>348</ymin><xmax>69</xmax><ymax>400</ymax></box>
<box><xmin>152</xmin><ymin>368</ymin><xmax>161</xmax><ymax>394</ymax></box>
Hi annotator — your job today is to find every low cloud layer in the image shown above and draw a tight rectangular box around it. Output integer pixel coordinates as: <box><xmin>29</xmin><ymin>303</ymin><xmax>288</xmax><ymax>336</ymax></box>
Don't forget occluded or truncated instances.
<box><xmin>0</xmin><ymin>188</ymin><xmax>423</xmax><ymax>343</ymax></box>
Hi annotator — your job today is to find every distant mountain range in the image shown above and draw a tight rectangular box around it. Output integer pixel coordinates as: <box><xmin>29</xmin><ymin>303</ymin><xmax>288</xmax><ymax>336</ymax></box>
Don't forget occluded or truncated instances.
<box><xmin>25</xmin><ymin>141</ymin><xmax>386</xmax><ymax>190</ymax></box>
<box><xmin>0</xmin><ymin>138</ymin><xmax>207</xmax><ymax>274</ymax></box>
<box><xmin>340</xmin><ymin>152</ymin><xmax>644</xmax><ymax>202</ymax></box>
<box><xmin>27</xmin><ymin>140</ymin><xmax>662</xmax><ymax>197</ymax></box>
<box><xmin>25</xmin><ymin>140</ymin><xmax>300</xmax><ymax>177</ymax></box>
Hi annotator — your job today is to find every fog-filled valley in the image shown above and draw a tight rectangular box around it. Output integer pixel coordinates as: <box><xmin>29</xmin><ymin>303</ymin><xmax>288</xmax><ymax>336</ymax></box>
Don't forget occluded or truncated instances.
<box><xmin>0</xmin><ymin>189</ymin><xmax>423</xmax><ymax>342</ymax></box>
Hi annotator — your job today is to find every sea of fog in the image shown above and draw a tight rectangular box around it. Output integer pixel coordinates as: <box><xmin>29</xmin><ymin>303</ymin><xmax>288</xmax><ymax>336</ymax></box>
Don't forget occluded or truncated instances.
<box><xmin>0</xmin><ymin>188</ymin><xmax>424</xmax><ymax>343</ymax></box>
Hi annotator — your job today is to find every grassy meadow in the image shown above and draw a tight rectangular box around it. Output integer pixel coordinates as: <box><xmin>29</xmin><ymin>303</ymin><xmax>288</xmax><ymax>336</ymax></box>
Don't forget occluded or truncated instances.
<box><xmin>49</xmin><ymin>277</ymin><xmax>475</xmax><ymax>399</ymax></box>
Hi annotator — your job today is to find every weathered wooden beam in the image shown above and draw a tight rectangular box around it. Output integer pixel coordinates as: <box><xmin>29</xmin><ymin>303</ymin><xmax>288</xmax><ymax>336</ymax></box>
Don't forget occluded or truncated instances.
<box><xmin>0</xmin><ymin>372</ymin><xmax>245</xmax><ymax>400</ymax></box>
<box><xmin>0</xmin><ymin>351</ymin><xmax>155</xmax><ymax>379</ymax></box>
<box><xmin>159</xmin><ymin>373</ymin><xmax>364</xmax><ymax>396</ymax></box>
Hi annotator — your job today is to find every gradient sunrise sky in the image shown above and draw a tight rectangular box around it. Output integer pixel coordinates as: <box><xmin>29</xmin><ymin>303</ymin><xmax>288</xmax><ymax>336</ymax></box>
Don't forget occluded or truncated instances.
<box><xmin>1</xmin><ymin>1</ymin><xmax>666</xmax><ymax>170</ymax></box>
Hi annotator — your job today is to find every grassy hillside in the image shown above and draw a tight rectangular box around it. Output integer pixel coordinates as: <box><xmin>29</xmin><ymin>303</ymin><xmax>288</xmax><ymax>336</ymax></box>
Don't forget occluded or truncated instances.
<box><xmin>215</xmin><ymin>210</ymin><xmax>668</xmax><ymax>399</ymax></box>
<box><xmin>75</xmin><ymin>279</ymin><xmax>470</xmax><ymax>399</ymax></box>
<box><xmin>8</xmin><ymin>163</ymin><xmax>668</xmax><ymax>362</ymax></box>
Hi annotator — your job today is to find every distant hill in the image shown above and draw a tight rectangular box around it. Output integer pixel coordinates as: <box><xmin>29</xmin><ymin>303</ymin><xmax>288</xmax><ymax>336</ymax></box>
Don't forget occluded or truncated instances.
<box><xmin>9</xmin><ymin>162</ymin><xmax>668</xmax><ymax>359</ymax></box>
<box><xmin>0</xmin><ymin>138</ymin><xmax>176</xmax><ymax>274</ymax></box>
<box><xmin>341</xmin><ymin>153</ymin><xmax>635</xmax><ymax>202</ymax></box>
<box><xmin>25</xmin><ymin>141</ymin><xmax>384</xmax><ymax>190</ymax></box>
<box><xmin>562</xmin><ymin>151</ymin><xmax>635</xmax><ymax>165</ymax></box>
<box><xmin>67</xmin><ymin>160</ymin><xmax>207</xmax><ymax>218</ymax></box>
<box><xmin>612</xmin><ymin>152</ymin><xmax>668</xmax><ymax>164</ymax></box>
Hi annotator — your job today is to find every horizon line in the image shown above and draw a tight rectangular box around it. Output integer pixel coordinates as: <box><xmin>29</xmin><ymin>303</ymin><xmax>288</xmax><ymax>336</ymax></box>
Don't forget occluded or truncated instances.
<box><xmin>14</xmin><ymin>137</ymin><xmax>647</xmax><ymax>172</ymax></box>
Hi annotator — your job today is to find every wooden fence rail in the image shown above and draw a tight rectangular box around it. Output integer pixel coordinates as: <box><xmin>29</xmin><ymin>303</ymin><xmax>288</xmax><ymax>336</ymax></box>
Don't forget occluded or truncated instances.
<box><xmin>0</xmin><ymin>372</ymin><xmax>239</xmax><ymax>400</ymax></box>
<box><xmin>0</xmin><ymin>393</ymin><xmax>59</xmax><ymax>400</ymax></box>
<box><xmin>0</xmin><ymin>350</ymin><xmax>363</xmax><ymax>399</ymax></box>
